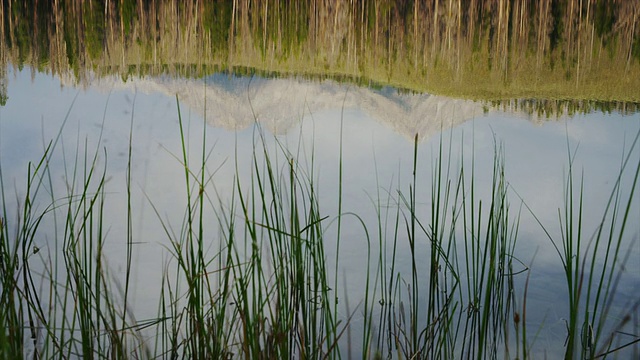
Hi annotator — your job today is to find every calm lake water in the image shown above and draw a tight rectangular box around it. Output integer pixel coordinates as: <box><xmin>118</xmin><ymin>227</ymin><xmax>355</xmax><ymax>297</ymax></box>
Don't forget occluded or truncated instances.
<box><xmin>1</xmin><ymin>1</ymin><xmax>640</xmax><ymax>359</ymax></box>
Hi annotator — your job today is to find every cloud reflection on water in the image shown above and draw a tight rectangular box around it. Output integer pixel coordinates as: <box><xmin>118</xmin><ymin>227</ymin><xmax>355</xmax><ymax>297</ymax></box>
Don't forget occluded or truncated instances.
<box><xmin>1</xmin><ymin>69</ymin><xmax>638</xmax><ymax>357</ymax></box>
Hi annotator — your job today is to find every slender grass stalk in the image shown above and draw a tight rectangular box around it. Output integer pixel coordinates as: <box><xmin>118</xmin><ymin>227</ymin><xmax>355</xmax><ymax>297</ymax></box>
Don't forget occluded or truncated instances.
<box><xmin>119</xmin><ymin>91</ymin><xmax>137</xmax><ymax>355</ymax></box>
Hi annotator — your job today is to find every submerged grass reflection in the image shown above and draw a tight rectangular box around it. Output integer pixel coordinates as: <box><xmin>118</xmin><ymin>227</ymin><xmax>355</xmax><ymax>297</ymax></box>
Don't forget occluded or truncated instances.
<box><xmin>0</xmin><ymin>99</ymin><xmax>638</xmax><ymax>359</ymax></box>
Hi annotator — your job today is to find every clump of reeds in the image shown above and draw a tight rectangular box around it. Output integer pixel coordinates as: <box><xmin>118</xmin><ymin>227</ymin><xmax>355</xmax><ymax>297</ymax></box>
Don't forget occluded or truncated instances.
<box><xmin>361</xmin><ymin>132</ymin><xmax>524</xmax><ymax>359</ymax></box>
<box><xmin>361</xmin><ymin>127</ymin><xmax>639</xmax><ymax>359</ymax></box>
<box><xmin>145</xmin><ymin>96</ymin><xmax>346</xmax><ymax>358</ymax></box>
<box><xmin>0</xmin><ymin>106</ymin><xmax>151</xmax><ymax>358</ymax></box>
<box><xmin>526</xmin><ymin>130</ymin><xmax>640</xmax><ymax>359</ymax></box>
<box><xmin>1</xmin><ymin>98</ymin><xmax>638</xmax><ymax>359</ymax></box>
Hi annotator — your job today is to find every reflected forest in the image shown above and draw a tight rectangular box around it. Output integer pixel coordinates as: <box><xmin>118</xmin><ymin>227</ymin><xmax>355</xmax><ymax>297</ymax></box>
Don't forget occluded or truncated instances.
<box><xmin>2</xmin><ymin>0</ymin><xmax>640</xmax><ymax>114</ymax></box>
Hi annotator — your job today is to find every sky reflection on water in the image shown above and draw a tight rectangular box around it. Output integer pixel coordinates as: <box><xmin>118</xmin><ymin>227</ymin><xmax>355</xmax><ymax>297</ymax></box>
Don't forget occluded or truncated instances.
<box><xmin>1</xmin><ymin>69</ymin><xmax>639</xmax><ymax>357</ymax></box>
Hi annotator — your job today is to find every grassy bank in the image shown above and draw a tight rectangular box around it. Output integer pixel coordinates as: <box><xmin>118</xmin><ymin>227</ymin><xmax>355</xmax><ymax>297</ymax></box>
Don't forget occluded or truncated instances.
<box><xmin>1</xmin><ymin>100</ymin><xmax>639</xmax><ymax>359</ymax></box>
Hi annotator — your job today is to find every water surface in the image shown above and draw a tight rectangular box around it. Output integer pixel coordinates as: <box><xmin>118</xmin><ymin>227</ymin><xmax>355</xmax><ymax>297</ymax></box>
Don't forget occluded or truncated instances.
<box><xmin>1</xmin><ymin>1</ymin><xmax>640</xmax><ymax>358</ymax></box>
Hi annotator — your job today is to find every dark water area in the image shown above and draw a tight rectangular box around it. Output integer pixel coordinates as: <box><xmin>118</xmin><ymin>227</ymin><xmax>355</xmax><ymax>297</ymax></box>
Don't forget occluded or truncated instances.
<box><xmin>1</xmin><ymin>1</ymin><xmax>640</xmax><ymax>359</ymax></box>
